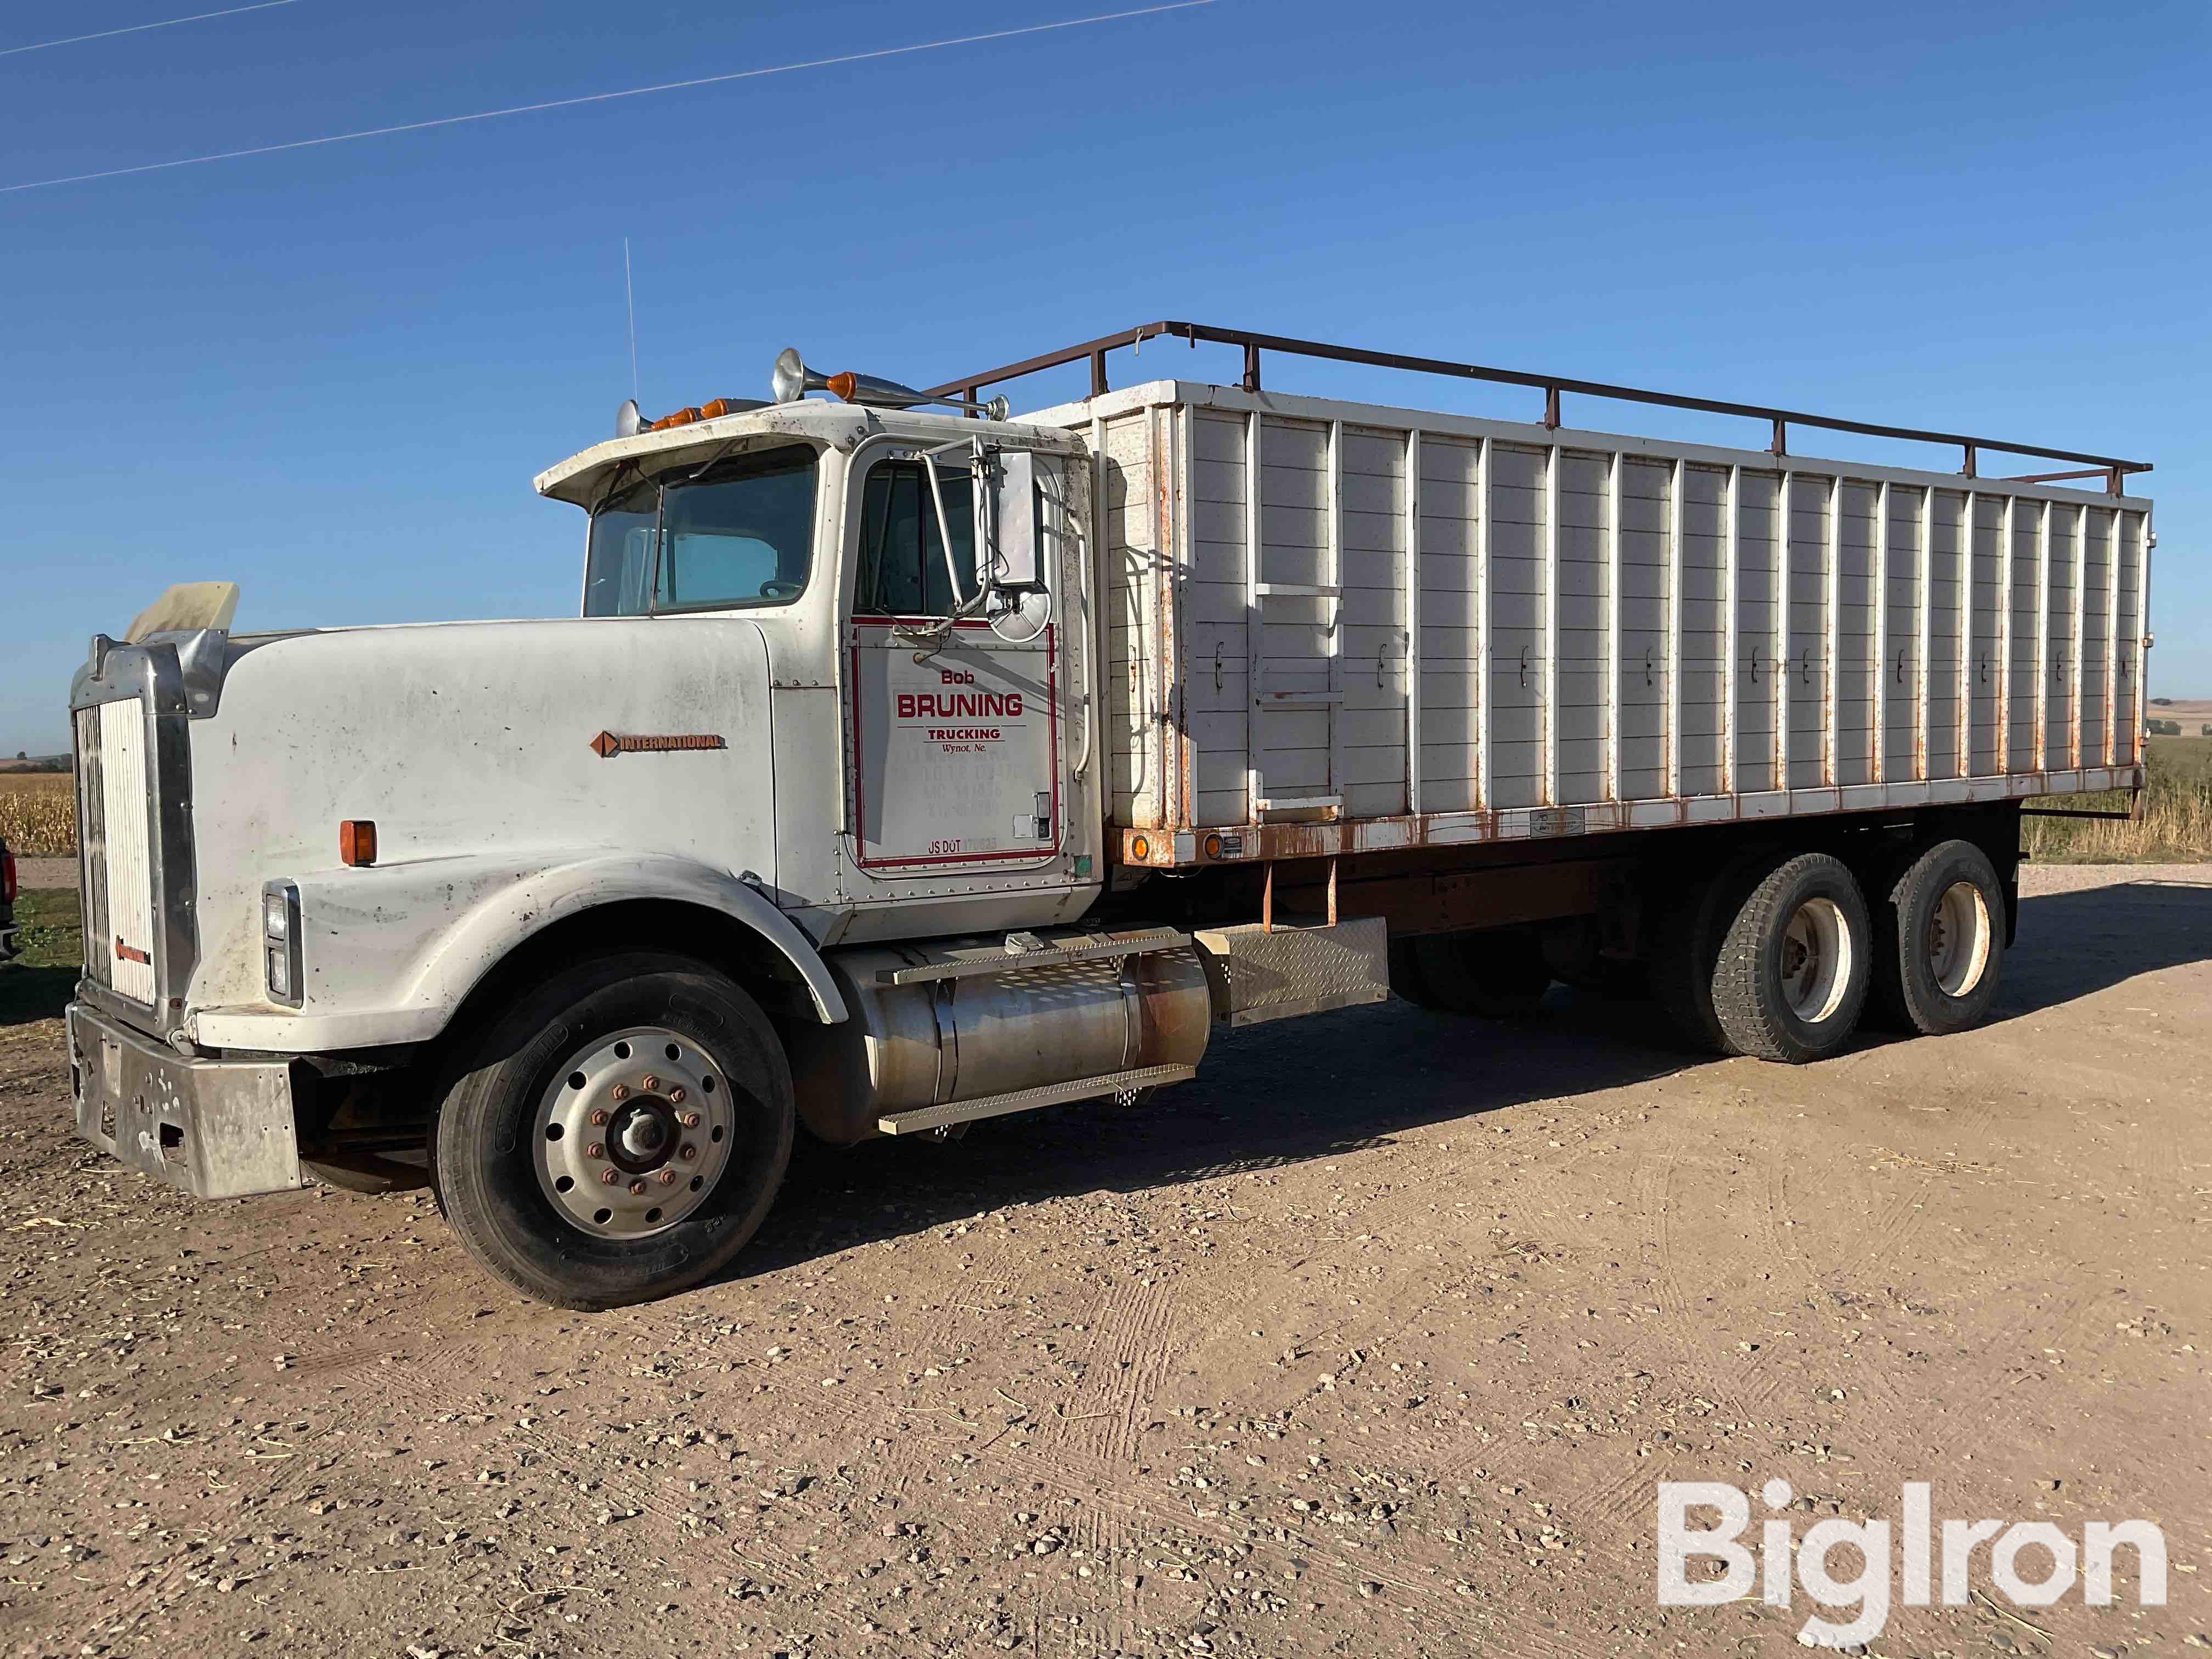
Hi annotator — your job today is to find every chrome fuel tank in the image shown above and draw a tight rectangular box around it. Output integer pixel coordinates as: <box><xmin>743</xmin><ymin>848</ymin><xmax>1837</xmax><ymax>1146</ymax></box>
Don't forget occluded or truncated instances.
<box><xmin>789</xmin><ymin>929</ymin><xmax>1209</xmax><ymax>1142</ymax></box>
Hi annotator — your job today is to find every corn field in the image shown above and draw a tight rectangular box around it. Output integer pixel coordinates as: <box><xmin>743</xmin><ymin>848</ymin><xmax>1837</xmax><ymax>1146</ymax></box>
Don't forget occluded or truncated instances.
<box><xmin>0</xmin><ymin>773</ymin><xmax>75</xmax><ymax>856</ymax></box>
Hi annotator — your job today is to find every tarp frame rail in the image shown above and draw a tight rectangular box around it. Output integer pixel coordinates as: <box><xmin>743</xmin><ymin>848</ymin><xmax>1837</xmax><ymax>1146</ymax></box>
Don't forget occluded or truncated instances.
<box><xmin>929</xmin><ymin>321</ymin><xmax>2152</xmax><ymax>493</ymax></box>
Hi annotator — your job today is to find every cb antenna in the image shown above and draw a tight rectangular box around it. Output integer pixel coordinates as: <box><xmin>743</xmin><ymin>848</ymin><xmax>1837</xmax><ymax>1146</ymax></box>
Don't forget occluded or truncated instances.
<box><xmin>623</xmin><ymin>237</ymin><xmax>640</xmax><ymax>403</ymax></box>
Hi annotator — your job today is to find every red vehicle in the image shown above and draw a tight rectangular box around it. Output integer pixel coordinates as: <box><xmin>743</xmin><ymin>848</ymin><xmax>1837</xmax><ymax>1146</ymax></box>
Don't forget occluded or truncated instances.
<box><xmin>1</xmin><ymin>837</ymin><xmax>17</xmax><ymax>962</ymax></box>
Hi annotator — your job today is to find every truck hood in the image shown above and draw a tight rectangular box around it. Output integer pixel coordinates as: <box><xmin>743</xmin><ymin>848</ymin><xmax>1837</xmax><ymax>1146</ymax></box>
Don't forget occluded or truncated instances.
<box><xmin>179</xmin><ymin>614</ymin><xmax>778</xmax><ymax>1014</ymax></box>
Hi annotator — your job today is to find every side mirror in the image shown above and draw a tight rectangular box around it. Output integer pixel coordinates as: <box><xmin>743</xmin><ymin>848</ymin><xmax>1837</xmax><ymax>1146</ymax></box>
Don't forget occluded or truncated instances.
<box><xmin>977</xmin><ymin>449</ymin><xmax>1043</xmax><ymax>594</ymax></box>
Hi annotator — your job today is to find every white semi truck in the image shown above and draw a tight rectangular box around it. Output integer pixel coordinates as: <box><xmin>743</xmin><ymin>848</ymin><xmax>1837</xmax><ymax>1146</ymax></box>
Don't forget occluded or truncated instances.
<box><xmin>66</xmin><ymin>321</ymin><xmax>2154</xmax><ymax>1308</ymax></box>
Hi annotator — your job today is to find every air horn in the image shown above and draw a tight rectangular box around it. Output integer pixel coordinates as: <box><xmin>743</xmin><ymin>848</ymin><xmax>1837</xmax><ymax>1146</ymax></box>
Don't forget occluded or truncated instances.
<box><xmin>771</xmin><ymin>348</ymin><xmax>1007</xmax><ymax>420</ymax></box>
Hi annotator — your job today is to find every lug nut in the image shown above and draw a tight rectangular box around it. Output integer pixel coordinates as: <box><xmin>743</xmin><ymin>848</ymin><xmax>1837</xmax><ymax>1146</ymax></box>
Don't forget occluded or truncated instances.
<box><xmin>600</xmin><ymin>1168</ymin><xmax>620</xmax><ymax>1185</ymax></box>
<box><xmin>628</xmin><ymin>1180</ymin><xmax>648</xmax><ymax>1197</ymax></box>
<box><xmin>679</xmin><ymin>1111</ymin><xmax>702</xmax><ymax>1128</ymax></box>
<box><xmin>668</xmin><ymin>1088</ymin><xmax>687</xmax><ymax>1105</ymax></box>
<box><xmin>641</xmin><ymin>1074</ymin><xmax>660</xmax><ymax>1091</ymax></box>
<box><xmin>588</xmin><ymin>1108</ymin><xmax>610</xmax><ymax>1127</ymax></box>
<box><xmin>678</xmin><ymin>1144</ymin><xmax>697</xmax><ymax>1161</ymax></box>
<box><xmin>657</xmin><ymin>1169</ymin><xmax>679</xmax><ymax>1186</ymax></box>
<box><xmin>585</xmin><ymin>1142</ymin><xmax>605</xmax><ymax>1159</ymax></box>
<box><xmin>611</xmin><ymin>1084</ymin><xmax>630</xmax><ymax>1101</ymax></box>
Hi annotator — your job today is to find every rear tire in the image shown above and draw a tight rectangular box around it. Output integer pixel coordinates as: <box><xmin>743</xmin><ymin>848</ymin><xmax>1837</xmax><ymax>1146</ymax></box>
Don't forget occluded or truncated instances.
<box><xmin>1709</xmin><ymin>852</ymin><xmax>1872</xmax><ymax>1063</ymax></box>
<box><xmin>1390</xmin><ymin>928</ymin><xmax>1550</xmax><ymax>1018</ymax></box>
<box><xmin>431</xmin><ymin>952</ymin><xmax>794</xmax><ymax>1310</ymax></box>
<box><xmin>1644</xmin><ymin>854</ymin><xmax>1764</xmax><ymax>1053</ymax></box>
<box><xmin>1870</xmin><ymin>839</ymin><xmax>2004</xmax><ymax>1035</ymax></box>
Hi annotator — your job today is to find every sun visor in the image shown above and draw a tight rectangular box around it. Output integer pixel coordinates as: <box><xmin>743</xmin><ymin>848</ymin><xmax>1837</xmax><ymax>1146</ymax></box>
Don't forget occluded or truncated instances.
<box><xmin>126</xmin><ymin>581</ymin><xmax>241</xmax><ymax>642</ymax></box>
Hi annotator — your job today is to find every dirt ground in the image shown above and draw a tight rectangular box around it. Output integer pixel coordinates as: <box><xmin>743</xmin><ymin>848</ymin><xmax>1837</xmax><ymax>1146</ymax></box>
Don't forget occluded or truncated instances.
<box><xmin>2</xmin><ymin>866</ymin><xmax>2207</xmax><ymax>1659</ymax></box>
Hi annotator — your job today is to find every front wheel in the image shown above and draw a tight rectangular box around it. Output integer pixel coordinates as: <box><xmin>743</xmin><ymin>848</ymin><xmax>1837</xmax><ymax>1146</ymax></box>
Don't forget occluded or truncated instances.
<box><xmin>431</xmin><ymin>952</ymin><xmax>794</xmax><ymax>1310</ymax></box>
<box><xmin>1870</xmin><ymin>839</ymin><xmax>2005</xmax><ymax>1035</ymax></box>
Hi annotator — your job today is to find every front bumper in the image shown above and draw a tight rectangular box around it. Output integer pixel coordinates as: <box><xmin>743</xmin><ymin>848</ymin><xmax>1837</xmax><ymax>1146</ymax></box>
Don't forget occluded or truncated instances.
<box><xmin>68</xmin><ymin>998</ymin><xmax>304</xmax><ymax>1199</ymax></box>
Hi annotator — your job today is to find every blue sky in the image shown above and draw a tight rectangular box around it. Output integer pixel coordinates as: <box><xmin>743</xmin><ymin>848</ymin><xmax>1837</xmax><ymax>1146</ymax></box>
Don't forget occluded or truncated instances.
<box><xmin>2</xmin><ymin>0</ymin><xmax>2205</xmax><ymax>754</ymax></box>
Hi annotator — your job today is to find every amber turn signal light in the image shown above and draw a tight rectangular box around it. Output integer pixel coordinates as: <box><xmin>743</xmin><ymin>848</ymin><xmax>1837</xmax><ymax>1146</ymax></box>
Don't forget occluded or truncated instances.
<box><xmin>339</xmin><ymin>820</ymin><xmax>377</xmax><ymax>867</ymax></box>
<box><xmin>1127</xmin><ymin>833</ymin><xmax>1151</xmax><ymax>862</ymax></box>
<box><xmin>645</xmin><ymin>396</ymin><xmax>744</xmax><ymax>431</ymax></box>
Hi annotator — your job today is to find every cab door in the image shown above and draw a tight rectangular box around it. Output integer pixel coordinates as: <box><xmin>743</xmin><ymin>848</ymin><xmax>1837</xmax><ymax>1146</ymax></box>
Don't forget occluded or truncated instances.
<box><xmin>842</xmin><ymin>442</ymin><xmax>1076</xmax><ymax>889</ymax></box>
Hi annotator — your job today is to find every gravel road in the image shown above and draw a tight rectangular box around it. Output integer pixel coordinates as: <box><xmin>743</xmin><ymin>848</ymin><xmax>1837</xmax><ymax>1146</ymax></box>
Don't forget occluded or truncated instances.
<box><xmin>1</xmin><ymin>865</ymin><xmax>2205</xmax><ymax>1658</ymax></box>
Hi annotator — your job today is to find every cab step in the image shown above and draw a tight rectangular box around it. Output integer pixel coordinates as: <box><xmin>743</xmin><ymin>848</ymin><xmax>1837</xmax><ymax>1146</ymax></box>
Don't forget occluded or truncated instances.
<box><xmin>875</xmin><ymin>1063</ymin><xmax>1197</xmax><ymax>1136</ymax></box>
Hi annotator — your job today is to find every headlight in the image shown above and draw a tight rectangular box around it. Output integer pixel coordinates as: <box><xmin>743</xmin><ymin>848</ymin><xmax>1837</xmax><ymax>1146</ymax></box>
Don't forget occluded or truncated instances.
<box><xmin>261</xmin><ymin>881</ymin><xmax>302</xmax><ymax>1008</ymax></box>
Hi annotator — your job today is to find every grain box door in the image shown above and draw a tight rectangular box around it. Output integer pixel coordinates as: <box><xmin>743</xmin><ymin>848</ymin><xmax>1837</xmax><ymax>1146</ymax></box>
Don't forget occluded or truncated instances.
<box><xmin>1881</xmin><ymin>484</ymin><xmax>1924</xmax><ymax>784</ymax></box>
<box><xmin>2006</xmin><ymin>501</ymin><xmax>2042</xmax><ymax>772</ymax></box>
<box><xmin>1966</xmin><ymin>494</ymin><xmax>2004</xmax><ymax>776</ymax></box>
<box><xmin>1616</xmin><ymin>459</ymin><xmax>1673</xmax><ymax>800</ymax></box>
<box><xmin>2080</xmin><ymin>505</ymin><xmax>2112</xmax><ymax>768</ymax></box>
<box><xmin>844</xmin><ymin>452</ymin><xmax>1063</xmax><ymax>879</ymax></box>
<box><xmin>1784</xmin><ymin>476</ymin><xmax>1831</xmax><ymax>789</ymax></box>
<box><xmin>2112</xmin><ymin>510</ymin><xmax>2143</xmax><ymax>767</ymax></box>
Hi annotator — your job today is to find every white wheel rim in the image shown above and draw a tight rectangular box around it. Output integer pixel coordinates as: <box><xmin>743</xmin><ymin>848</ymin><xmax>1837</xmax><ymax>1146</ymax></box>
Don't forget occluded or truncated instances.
<box><xmin>1926</xmin><ymin>879</ymin><xmax>1992</xmax><ymax>998</ymax></box>
<box><xmin>1778</xmin><ymin>897</ymin><xmax>1853</xmax><ymax>1024</ymax></box>
<box><xmin>534</xmin><ymin>1026</ymin><xmax>736</xmax><ymax>1239</ymax></box>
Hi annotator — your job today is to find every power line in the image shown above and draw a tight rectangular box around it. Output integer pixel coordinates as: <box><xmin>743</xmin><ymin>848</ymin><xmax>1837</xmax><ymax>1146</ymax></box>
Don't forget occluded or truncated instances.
<box><xmin>0</xmin><ymin>1</ymin><xmax>1216</xmax><ymax>196</ymax></box>
<box><xmin>2</xmin><ymin>0</ymin><xmax>300</xmax><ymax>60</ymax></box>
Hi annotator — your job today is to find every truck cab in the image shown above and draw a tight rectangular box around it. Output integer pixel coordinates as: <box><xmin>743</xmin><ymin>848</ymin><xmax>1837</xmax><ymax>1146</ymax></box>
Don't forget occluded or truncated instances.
<box><xmin>533</xmin><ymin>395</ymin><xmax>1102</xmax><ymax>945</ymax></box>
<box><xmin>64</xmin><ymin>369</ymin><xmax>1226</xmax><ymax>1309</ymax></box>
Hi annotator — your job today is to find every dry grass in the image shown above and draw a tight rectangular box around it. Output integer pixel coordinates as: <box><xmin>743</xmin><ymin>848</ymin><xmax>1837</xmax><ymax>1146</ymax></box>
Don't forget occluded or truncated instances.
<box><xmin>2018</xmin><ymin>767</ymin><xmax>2212</xmax><ymax>863</ymax></box>
<box><xmin>2018</xmin><ymin>736</ymin><xmax>2212</xmax><ymax>864</ymax></box>
<box><xmin>0</xmin><ymin>771</ymin><xmax>74</xmax><ymax>856</ymax></box>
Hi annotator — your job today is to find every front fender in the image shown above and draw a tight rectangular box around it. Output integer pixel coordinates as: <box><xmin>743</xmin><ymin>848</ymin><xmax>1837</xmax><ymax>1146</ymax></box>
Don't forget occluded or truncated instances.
<box><xmin>190</xmin><ymin>850</ymin><xmax>848</xmax><ymax>1053</ymax></box>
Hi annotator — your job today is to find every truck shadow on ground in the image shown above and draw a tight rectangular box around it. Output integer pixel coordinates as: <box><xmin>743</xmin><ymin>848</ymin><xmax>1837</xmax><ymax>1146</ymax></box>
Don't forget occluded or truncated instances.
<box><xmin>738</xmin><ymin>878</ymin><xmax>2212</xmax><ymax>1281</ymax></box>
<box><xmin>741</xmin><ymin>990</ymin><xmax>1693</xmax><ymax>1282</ymax></box>
<box><xmin>1993</xmin><ymin>880</ymin><xmax>2212</xmax><ymax>1017</ymax></box>
<box><xmin>0</xmin><ymin>963</ymin><xmax>78</xmax><ymax>1028</ymax></box>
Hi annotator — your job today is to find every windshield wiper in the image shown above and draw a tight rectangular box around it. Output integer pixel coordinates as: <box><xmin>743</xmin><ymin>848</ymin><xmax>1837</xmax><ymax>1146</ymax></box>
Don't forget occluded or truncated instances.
<box><xmin>589</xmin><ymin>459</ymin><xmax>644</xmax><ymax>520</ymax></box>
<box><xmin>676</xmin><ymin>439</ymin><xmax>742</xmax><ymax>484</ymax></box>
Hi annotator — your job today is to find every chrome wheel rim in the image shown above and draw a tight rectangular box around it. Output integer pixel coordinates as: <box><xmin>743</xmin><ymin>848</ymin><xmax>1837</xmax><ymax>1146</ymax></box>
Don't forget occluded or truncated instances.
<box><xmin>534</xmin><ymin>1026</ymin><xmax>735</xmax><ymax>1238</ymax></box>
<box><xmin>1926</xmin><ymin>879</ymin><xmax>1992</xmax><ymax>998</ymax></box>
<box><xmin>1778</xmin><ymin>897</ymin><xmax>1852</xmax><ymax>1024</ymax></box>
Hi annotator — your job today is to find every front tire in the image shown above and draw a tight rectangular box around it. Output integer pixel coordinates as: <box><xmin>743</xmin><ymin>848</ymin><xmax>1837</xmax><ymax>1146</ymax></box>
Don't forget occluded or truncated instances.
<box><xmin>1709</xmin><ymin>852</ymin><xmax>1872</xmax><ymax>1063</ymax></box>
<box><xmin>431</xmin><ymin>952</ymin><xmax>794</xmax><ymax>1310</ymax></box>
<box><xmin>1870</xmin><ymin>839</ymin><xmax>2004</xmax><ymax>1035</ymax></box>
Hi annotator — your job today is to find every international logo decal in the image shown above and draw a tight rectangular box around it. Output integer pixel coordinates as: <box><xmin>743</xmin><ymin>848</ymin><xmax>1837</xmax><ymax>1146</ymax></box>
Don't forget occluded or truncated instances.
<box><xmin>589</xmin><ymin>731</ymin><xmax>728</xmax><ymax>758</ymax></box>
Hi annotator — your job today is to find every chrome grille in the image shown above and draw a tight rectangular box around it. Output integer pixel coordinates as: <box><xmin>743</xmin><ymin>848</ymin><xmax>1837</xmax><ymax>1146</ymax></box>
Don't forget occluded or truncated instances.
<box><xmin>74</xmin><ymin>705</ymin><xmax>110</xmax><ymax>990</ymax></box>
<box><xmin>75</xmin><ymin>700</ymin><xmax>158</xmax><ymax>1004</ymax></box>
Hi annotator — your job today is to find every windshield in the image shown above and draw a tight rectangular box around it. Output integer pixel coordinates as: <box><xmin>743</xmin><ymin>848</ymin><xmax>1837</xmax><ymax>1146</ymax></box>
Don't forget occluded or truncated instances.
<box><xmin>583</xmin><ymin>444</ymin><xmax>818</xmax><ymax>617</ymax></box>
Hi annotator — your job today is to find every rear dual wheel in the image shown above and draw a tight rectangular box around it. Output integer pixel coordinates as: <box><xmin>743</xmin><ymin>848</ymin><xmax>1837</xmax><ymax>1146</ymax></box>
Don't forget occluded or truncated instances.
<box><xmin>1649</xmin><ymin>850</ymin><xmax>1871</xmax><ymax>1063</ymax></box>
<box><xmin>431</xmin><ymin>952</ymin><xmax>793</xmax><ymax>1310</ymax></box>
<box><xmin>1869</xmin><ymin>839</ymin><xmax>2004</xmax><ymax>1035</ymax></box>
<box><xmin>1708</xmin><ymin>853</ymin><xmax>1873</xmax><ymax>1063</ymax></box>
<box><xmin>1390</xmin><ymin>928</ymin><xmax>1552</xmax><ymax>1019</ymax></box>
<box><xmin>1658</xmin><ymin>839</ymin><xmax>2005</xmax><ymax>1063</ymax></box>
